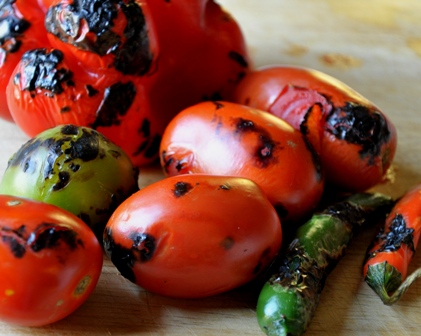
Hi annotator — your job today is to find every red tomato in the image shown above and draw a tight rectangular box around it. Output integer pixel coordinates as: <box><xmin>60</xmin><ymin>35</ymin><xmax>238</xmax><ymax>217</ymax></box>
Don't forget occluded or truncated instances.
<box><xmin>104</xmin><ymin>174</ymin><xmax>282</xmax><ymax>298</ymax></box>
<box><xmin>7</xmin><ymin>0</ymin><xmax>250</xmax><ymax>167</ymax></box>
<box><xmin>233</xmin><ymin>65</ymin><xmax>397</xmax><ymax>192</ymax></box>
<box><xmin>0</xmin><ymin>0</ymin><xmax>49</xmax><ymax>121</ymax></box>
<box><xmin>159</xmin><ymin>101</ymin><xmax>324</xmax><ymax>224</ymax></box>
<box><xmin>0</xmin><ymin>195</ymin><xmax>103</xmax><ymax>327</ymax></box>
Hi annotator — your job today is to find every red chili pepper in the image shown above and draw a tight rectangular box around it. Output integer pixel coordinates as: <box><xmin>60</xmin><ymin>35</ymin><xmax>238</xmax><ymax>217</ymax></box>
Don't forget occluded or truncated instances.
<box><xmin>363</xmin><ymin>183</ymin><xmax>421</xmax><ymax>304</ymax></box>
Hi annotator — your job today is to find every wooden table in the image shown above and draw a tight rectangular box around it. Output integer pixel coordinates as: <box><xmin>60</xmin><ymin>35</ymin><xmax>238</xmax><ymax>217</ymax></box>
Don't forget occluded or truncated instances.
<box><xmin>1</xmin><ymin>0</ymin><xmax>421</xmax><ymax>334</ymax></box>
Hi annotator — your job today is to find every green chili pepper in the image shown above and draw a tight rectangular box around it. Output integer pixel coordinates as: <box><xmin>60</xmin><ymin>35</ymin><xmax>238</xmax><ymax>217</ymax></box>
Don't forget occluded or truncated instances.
<box><xmin>256</xmin><ymin>192</ymin><xmax>394</xmax><ymax>336</ymax></box>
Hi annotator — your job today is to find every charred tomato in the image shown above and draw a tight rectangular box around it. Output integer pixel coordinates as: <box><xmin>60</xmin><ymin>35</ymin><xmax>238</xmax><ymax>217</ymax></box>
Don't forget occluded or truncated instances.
<box><xmin>104</xmin><ymin>174</ymin><xmax>282</xmax><ymax>298</ymax></box>
<box><xmin>233</xmin><ymin>65</ymin><xmax>397</xmax><ymax>192</ymax></box>
<box><xmin>0</xmin><ymin>195</ymin><xmax>103</xmax><ymax>326</ymax></box>
<box><xmin>0</xmin><ymin>0</ymin><xmax>49</xmax><ymax>121</ymax></box>
<box><xmin>7</xmin><ymin>0</ymin><xmax>250</xmax><ymax>166</ymax></box>
<box><xmin>0</xmin><ymin>124</ymin><xmax>138</xmax><ymax>238</ymax></box>
<box><xmin>159</xmin><ymin>101</ymin><xmax>324</xmax><ymax>224</ymax></box>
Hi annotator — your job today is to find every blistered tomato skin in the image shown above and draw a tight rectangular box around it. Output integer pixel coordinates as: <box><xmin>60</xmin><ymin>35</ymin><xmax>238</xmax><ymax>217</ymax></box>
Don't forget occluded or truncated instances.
<box><xmin>0</xmin><ymin>124</ymin><xmax>138</xmax><ymax>238</ymax></box>
<box><xmin>7</xmin><ymin>0</ymin><xmax>250</xmax><ymax>167</ymax></box>
<box><xmin>233</xmin><ymin>65</ymin><xmax>397</xmax><ymax>192</ymax></box>
<box><xmin>104</xmin><ymin>174</ymin><xmax>282</xmax><ymax>299</ymax></box>
<box><xmin>0</xmin><ymin>195</ymin><xmax>103</xmax><ymax>327</ymax></box>
<box><xmin>159</xmin><ymin>101</ymin><xmax>324</xmax><ymax>224</ymax></box>
<box><xmin>0</xmin><ymin>0</ymin><xmax>49</xmax><ymax>121</ymax></box>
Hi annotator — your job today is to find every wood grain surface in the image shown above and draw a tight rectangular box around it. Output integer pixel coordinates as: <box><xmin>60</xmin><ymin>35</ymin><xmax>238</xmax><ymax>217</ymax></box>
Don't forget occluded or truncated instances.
<box><xmin>1</xmin><ymin>0</ymin><xmax>421</xmax><ymax>335</ymax></box>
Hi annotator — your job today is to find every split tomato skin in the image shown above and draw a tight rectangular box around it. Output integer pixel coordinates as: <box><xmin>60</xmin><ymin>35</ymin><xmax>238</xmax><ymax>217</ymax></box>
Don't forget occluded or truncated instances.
<box><xmin>0</xmin><ymin>0</ymin><xmax>49</xmax><ymax>121</ymax></box>
<box><xmin>7</xmin><ymin>0</ymin><xmax>250</xmax><ymax>167</ymax></box>
<box><xmin>159</xmin><ymin>101</ymin><xmax>324</xmax><ymax>224</ymax></box>
<box><xmin>104</xmin><ymin>174</ymin><xmax>282</xmax><ymax>299</ymax></box>
<box><xmin>0</xmin><ymin>195</ymin><xmax>103</xmax><ymax>327</ymax></box>
<box><xmin>233</xmin><ymin>65</ymin><xmax>397</xmax><ymax>192</ymax></box>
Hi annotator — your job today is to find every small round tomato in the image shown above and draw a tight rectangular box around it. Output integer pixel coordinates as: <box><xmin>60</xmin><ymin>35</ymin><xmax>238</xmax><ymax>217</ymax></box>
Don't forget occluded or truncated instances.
<box><xmin>233</xmin><ymin>65</ymin><xmax>397</xmax><ymax>192</ymax></box>
<box><xmin>159</xmin><ymin>101</ymin><xmax>324</xmax><ymax>224</ymax></box>
<box><xmin>0</xmin><ymin>124</ymin><xmax>138</xmax><ymax>238</ymax></box>
<box><xmin>0</xmin><ymin>0</ymin><xmax>49</xmax><ymax>121</ymax></box>
<box><xmin>104</xmin><ymin>174</ymin><xmax>282</xmax><ymax>298</ymax></box>
<box><xmin>0</xmin><ymin>195</ymin><xmax>103</xmax><ymax>327</ymax></box>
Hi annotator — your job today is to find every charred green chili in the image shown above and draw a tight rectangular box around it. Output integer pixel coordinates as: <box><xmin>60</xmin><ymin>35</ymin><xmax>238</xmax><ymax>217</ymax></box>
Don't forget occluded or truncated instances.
<box><xmin>256</xmin><ymin>192</ymin><xmax>394</xmax><ymax>336</ymax></box>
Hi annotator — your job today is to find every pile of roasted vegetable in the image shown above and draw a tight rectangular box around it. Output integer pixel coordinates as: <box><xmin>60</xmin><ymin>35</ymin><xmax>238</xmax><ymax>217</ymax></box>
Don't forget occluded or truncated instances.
<box><xmin>0</xmin><ymin>0</ymin><xmax>419</xmax><ymax>334</ymax></box>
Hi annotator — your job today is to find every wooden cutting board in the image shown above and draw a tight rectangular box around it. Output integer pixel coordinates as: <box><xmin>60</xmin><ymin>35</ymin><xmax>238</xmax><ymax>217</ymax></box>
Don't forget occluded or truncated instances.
<box><xmin>1</xmin><ymin>0</ymin><xmax>421</xmax><ymax>335</ymax></box>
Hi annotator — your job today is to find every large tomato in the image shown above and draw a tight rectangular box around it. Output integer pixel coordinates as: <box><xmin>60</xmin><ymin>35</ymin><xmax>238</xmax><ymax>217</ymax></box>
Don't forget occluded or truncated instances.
<box><xmin>104</xmin><ymin>174</ymin><xmax>282</xmax><ymax>298</ymax></box>
<box><xmin>7</xmin><ymin>0</ymin><xmax>250</xmax><ymax>167</ymax></box>
<box><xmin>233</xmin><ymin>65</ymin><xmax>397</xmax><ymax>192</ymax></box>
<box><xmin>0</xmin><ymin>195</ymin><xmax>103</xmax><ymax>327</ymax></box>
<box><xmin>159</xmin><ymin>101</ymin><xmax>324</xmax><ymax>224</ymax></box>
<box><xmin>0</xmin><ymin>0</ymin><xmax>49</xmax><ymax>121</ymax></box>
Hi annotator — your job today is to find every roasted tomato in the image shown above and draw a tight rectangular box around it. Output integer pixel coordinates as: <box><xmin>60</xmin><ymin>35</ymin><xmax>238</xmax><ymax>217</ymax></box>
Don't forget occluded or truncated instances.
<box><xmin>159</xmin><ymin>101</ymin><xmax>324</xmax><ymax>224</ymax></box>
<box><xmin>0</xmin><ymin>0</ymin><xmax>49</xmax><ymax>121</ymax></box>
<box><xmin>7</xmin><ymin>0</ymin><xmax>250</xmax><ymax>167</ymax></box>
<box><xmin>0</xmin><ymin>195</ymin><xmax>103</xmax><ymax>326</ymax></box>
<box><xmin>233</xmin><ymin>65</ymin><xmax>397</xmax><ymax>192</ymax></box>
<box><xmin>104</xmin><ymin>174</ymin><xmax>282</xmax><ymax>298</ymax></box>
<box><xmin>0</xmin><ymin>124</ymin><xmax>138</xmax><ymax>238</ymax></box>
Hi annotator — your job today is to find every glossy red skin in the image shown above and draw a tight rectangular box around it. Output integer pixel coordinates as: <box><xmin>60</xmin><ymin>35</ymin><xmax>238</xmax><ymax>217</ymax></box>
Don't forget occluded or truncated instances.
<box><xmin>234</xmin><ymin>65</ymin><xmax>398</xmax><ymax>192</ymax></box>
<box><xmin>0</xmin><ymin>195</ymin><xmax>103</xmax><ymax>327</ymax></box>
<box><xmin>104</xmin><ymin>174</ymin><xmax>282</xmax><ymax>298</ymax></box>
<box><xmin>7</xmin><ymin>0</ymin><xmax>250</xmax><ymax>167</ymax></box>
<box><xmin>159</xmin><ymin>101</ymin><xmax>324</xmax><ymax>224</ymax></box>
<box><xmin>0</xmin><ymin>0</ymin><xmax>49</xmax><ymax>121</ymax></box>
<box><xmin>363</xmin><ymin>184</ymin><xmax>421</xmax><ymax>280</ymax></box>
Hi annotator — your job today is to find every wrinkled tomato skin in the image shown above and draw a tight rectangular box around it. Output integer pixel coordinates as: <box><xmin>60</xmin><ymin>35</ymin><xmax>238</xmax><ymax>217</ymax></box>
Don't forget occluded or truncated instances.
<box><xmin>7</xmin><ymin>0</ymin><xmax>250</xmax><ymax>167</ymax></box>
<box><xmin>0</xmin><ymin>0</ymin><xmax>49</xmax><ymax>121</ymax></box>
<box><xmin>233</xmin><ymin>65</ymin><xmax>397</xmax><ymax>192</ymax></box>
<box><xmin>159</xmin><ymin>101</ymin><xmax>324</xmax><ymax>224</ymax></box>
<box><xmin>0</xmin><ymin>195</ymin><xmax>103</xmax><ymax>327</ymax></box>
<box><xmin>104</xmin><ymin>174</ymin><xmax>282</xmax><ymax>299</ymax></box>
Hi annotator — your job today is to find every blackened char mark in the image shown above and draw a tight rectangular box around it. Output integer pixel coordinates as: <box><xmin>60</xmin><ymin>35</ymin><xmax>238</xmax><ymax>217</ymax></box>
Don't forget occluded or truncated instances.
<box><xmin>173</xmin><ymin>181</ymin><xmax>193</xmax><ymax>197</ymax></box>
<box><xmin>116</xmin><ymin>1</ymin><xmax>153</xmax><ymax>75</ymax></box>
<box><xmin>234</xmin><ymin>118</ymin><xmax>279</xmax><ymax>168</ymax></box>
<box><xmin>133</xmin><ymin>118</ymin><xmax>162</xmax><ymax>159</ymax></box>
<box><xmin>16</xmin><ymin>49</ymin><xmax>74</xmax><ymax>95</ymax></box>
<box><xmin>0</xmin><ymin>223</ymin><xmax>83</xmax><ymax>259</ymax></box>
<box><xmin>0</xmin><ymin>0</ymin><xmax>31</xmax><ymax>54</ymax></box>
<box><xmin>300</xmin><ymin>104</ymin><xmax>323</xmax><ymax>182</ymax></box>
<box><xmin>45</xmin><ymin>0</ymin><xmax>153</xmax><ymax>76</ymax></box>
<box><xmin>228</xmin><ymin>51</ymin><xmax>248</xmax><ymax>68</ymax></box>
<box><xmin>325</xmin><ymin>102</ymin><xmax>391</xmax><ymax>164</ymax></box>
<box><xmin>365</xmin><ymin>214</ymin><xmax>415</xmax><ymax>262</ymax></box>
<box><xmin>91</xmin><ymin>81</ymin><xmax>136</xmax><ymax>129</ymax></box>
<box><xmin>103</xmin><ymin>228</ymin><xmax>156</xmax><ymax>283</ymax></box>
<box><xmin>66</xmin><ymin>128</ymin><xmax>101</xmax><ymax>162</ymax></box>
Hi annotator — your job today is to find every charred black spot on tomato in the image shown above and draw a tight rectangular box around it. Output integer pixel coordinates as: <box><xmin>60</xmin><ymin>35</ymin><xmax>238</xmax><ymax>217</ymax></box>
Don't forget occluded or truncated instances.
<box><xmin>67</xmin><ymin>128</ymin><xmax>101</xmax><ymax>161</ymax></box>
<box><xmin>61</xmin><ymin>106</ymin><xmax>71</xmax><ymax>113</ymax></box>
<box><xmin>130</xmin><ymin>232</ymin><xmax>156</xmax><ymax>262</ymax></box>
<box><xmin>0</xmin><ymin>0</ymin><xmax>31</xmax><ymax>55</ymax></box>
<box><xmin>325</xmin><ymin>102</ymin><xmax>391</xmax><ymax>164</ymax></box>
<box><xmin>218</xmin><ymin>184</ymin><xmax>231</xmax><ymax>190</ymax></box>
<box><xmin>115</xmin><ymin>1</ymin><xmax>153</xmax><ymax>75</ymax></box>
<box><xmin>228</xmin><ymin>51</ymin><xmax>248</xmax><ymax>68</ymax></box>
<box><xmin>300</xmin><ymin>104</ymin><xmax>323</xmax><ymax>182</ymax></box>
<box><xmin>16</xmin><ymin>49</ymin><xmax>74</xmax><ymax>95</ymax></box>
<box><xmin>86</xmin><ymin>85</ymin><xmax>99</xmax><ymax>97</ymax></box>
<box><xmin>91</xmin><ymin>81</ymin><xmax>136</xmax><ymax>129</ymax></box>
<box><xmin>220</xmin><ymin>236</ymin><xmax>235</xmax><ymax>250</ymax></box>
<box><xmin>173</xmin><ymin>181</ymin><xmax>193</xmax><ymax>197</ymax></box>
<box><xmin>366</xmin><ymin>214</ymin><xmax>415</xmax><ymax>262</ymax></box>
<box><xmin>29</xmin><ymin>223</ymin><xmax>83</xmax><ymax>252</ymax></box>
<box><xmin>234</xmin><ymin>118</ymin><xmax>279</xmax><ymax>168</ymax></box>
<box><xmin>139</xmin><ymin>119</ymin><xmax>151</xmax><ymax>138</ymax></box>
<box><xmin>103</xmin><ymin>227</ymin><xmax>136</xmax><ymax>283</ymax></box>
<box><xmin>46</xmin><ymin>0</ymin><xmax>152</xmax><ymax>76</ymax></box>
<box><xmin>52</xmin><ymin>171</ymin><xmax>70</xmax><ymax>191</ymax></box>
<box><xmin>61</xmin><ymin>124</ymin><xmax>79</xmax><ymax>135</ymax></box>
<box><xmin>0</xmin><ymin>225</ymin><xmax>27</xmax><ymax>258</ymax></box>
